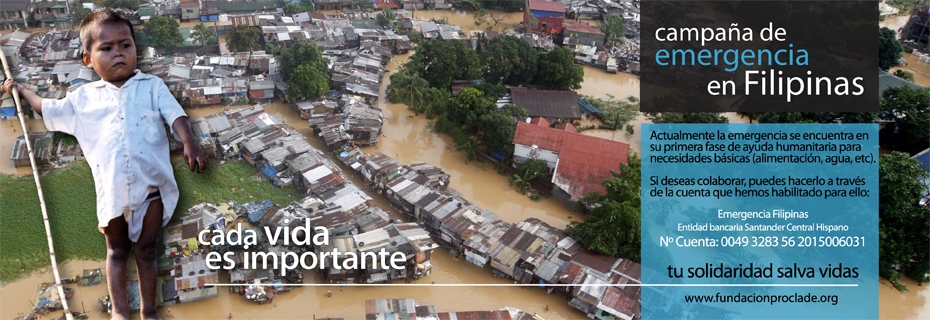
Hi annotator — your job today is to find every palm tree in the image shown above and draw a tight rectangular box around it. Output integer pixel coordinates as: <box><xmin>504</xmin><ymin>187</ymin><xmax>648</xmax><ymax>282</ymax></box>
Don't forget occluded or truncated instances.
<box><xmin>376</xmin><ymin>9</ymin><xmax>397</xmax><ymax>32</ymax></box>
<box><xmin>390</xmin><ymin>74</ymin><xmax>429</xmax><ymax>115</ymax></box>
<box><xmin>598</xmin><ymin>16</ymin><xmax>625</xmax><ymax>48</ymax></box>
<box><xmin>509</xmin><ymin>170</ymin><xmax>539</xmax><ymax>195</ymax></box>
<box><xmin>192</xmin><ymin>22</ymin><xmax>216</xmax><ymax>55</ymax></box>
<box><xmin>455</xmin><ymin>140</ymin><xmax>477</xmax><ymax>163</ymax></box>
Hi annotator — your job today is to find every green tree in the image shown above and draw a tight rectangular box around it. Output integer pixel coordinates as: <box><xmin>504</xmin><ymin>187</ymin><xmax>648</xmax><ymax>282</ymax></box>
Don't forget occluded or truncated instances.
<box><xmin>894</xmin><ymin>69</ymin><xmax>915</xmax><ymax>82</ymax></box>
<box><xmin>510</xmin><ymin>158</ymin><xmax>551</xmax><ymax>196</ymax></box>
<box><xmin>757</xmin><ymin>112</ymin><xmax>877</xmax><ymax>124</ymax></box>
<box><xmin>474</xmin><ymin>9</ymin><xmax>489</xmax><ymax>29</ymax></box>
<box><xmin>598</xmin><ymin>15</ymin><xmax>626</xmax><ymax>48</ymax></box>
<box><xmin>583</xmin><ymin>95</ymin><xmax>639</xmax><ymax>129</ymax></box>
<box><xmin>481</xmin><ymin>35</ymin><xmax>538</xmax><ymax>86</ymax></box>
<box><xmin>284</xmin><ymin>1</ymin><xmax>313</xmax><ymax>15</ymax></box>
<box><xmin>878</xmin><ymin>152</ymin><xmax>930</xmax><ymax>285</ymax></box>
<box><xmin>455</xmin><ymin>139</ymin><xmax>477</xmax><ymax>162</ymax></box>
<box><xmin>143</xmin><ymin>16</ymin><xmax>183</xmax><ymax>48</ymax></box>
<box><xmin>757</xmin><ymin>112</ymin><xmax>820</xmax><ymax>124</ymax></box>
<box><xmin>886</xmin><ymin>0</ymin><xmax>925</xmax><ymax>14</ymax></box>
<box><xmin>880</xmin><ymin>86</ymin><xmax>930</xmax><ymax>155</ymax></box>
<box><xmin>473</xmin><ymin>82</ymin><xmax>507</xmax><ymax>100</ymax></box>
<box><xmin>102</xmin><ymin>0</ymin><xmax>139</xmax><ymax>10</ymax></box>
<box><xmin>264</xmin><ymin>43</ymin><xmax>278</xmax><ymax>56</ymax></box>
<box><xmin>515</xmin><ymin>159</ymin><xmax>549</xmax><ymax>184</ymax></box>
<box><xmin>533</xmin><ymin>47</ymin><xmax>583</xmax><ymax>90</ymax></box>
<box><xmin>286</xmin><ymin>64</ymin><xmax>329</xmax><ymax>101</ymax></box>
<box><xmin>566</xmin><ymin>152</ymin><xmax>642</xmax><ymax>260</ymax></box>
<box><xmin>72</xmin><ymin>1</ymin><xmax>91</xmax><ymax>26</ymax></box>
<box><xmin>509</xmin><ymin>171</ymin><xmax>535</xmax><ymax>194</ymax></box>
<box><xmin>376</xmin><ymin>8</ymin><xmax>397</xmax><ymax>31</ymax></box>
<box><xmin>387</xmin><ymin>72</ymin><xmax>430</xmax><ymax>115</ymax></box>
<box><xmin>879</xmin><ymin>27</ymin><xmax>903</xmax><ymax>71</ymax></box>
<box><xmin>353</xmin><ymin>0</ymin><xmax>374</xmax><ymax>10</ymax></box>
<box><xmin>191</xmin><ymin>22</ymin><xmax>217</xmax><ymax>54</ymax></box>
<box><xmin>406</xmin><ymin>29</ymin><xmax>422</xmax><ymax>43</ymax></box>
<box><xmin>450</xmin><ymin>87</ymin><xmax>496</xmax><ymax>133</ymax></box>
<box><xmin>477</xmin><ymin>112</ymin><xmax>516</xmax><ymax>155</ymax></box>
<box><xmin>644</xmin><ymin>112</ymin><xmax>728</xmax><ymax>123</ymax></box>
<box><xmin>422</xmin><ymin>87</ymin><xmax>452</xmax><ymax>119</ymax></box>
<box><xmin>503</xmin><ymin>104</ymin><xmax>528</xmax><ymax>119</ymax></box>
<box><xmin>480</xmin><ymin>0</ymin><xmax>522</xmax><ymax>12</ymax></box>
<box><xmin>458</xmin><ymin>0</ymin><xmax>483</xmax><ymax>11</ymax></box>
<box><xmin>408</xmin><ymin>40</ymin><xmax>481</xmax><ymax>89</ymax></box>
<box><xmin>279</xmin><ymin>40</ymin><xmax>327</xmax><ymax>81</ymax></box>
<box><xmin>225</xmin><ymin>25</ymin><xmax>261</xmax><ymax>53</ymax></box>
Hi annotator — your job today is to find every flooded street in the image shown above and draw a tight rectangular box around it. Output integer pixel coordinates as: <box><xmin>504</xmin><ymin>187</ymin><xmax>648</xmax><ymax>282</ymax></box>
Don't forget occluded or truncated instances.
<box><xmin>411</xmin><ymin>9</ymin><xmax>524</xmax><ymax>33</ymax></box>
<box><xmin>3</xmin><ymin>8</ymin><xmax>927</xmax><ymax>320</ymax></box>
<box><xmin>577</xmin><ymin>65</ymin><xmax>640</xmax><ymax>100</ymax></box>
<box><xmin>882</xmin><ymin>14</ymin><xmax>930</xmax><ymax>88</ymax></box>
<box><xmin>364</xmin><ymin>54</ymin><xmax>579</xmax><ymax>229</ymax></box>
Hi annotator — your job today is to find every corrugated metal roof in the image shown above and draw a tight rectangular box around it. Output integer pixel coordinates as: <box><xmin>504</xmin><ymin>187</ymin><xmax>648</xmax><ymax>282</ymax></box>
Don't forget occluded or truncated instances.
<box><xmin>536</xmin><ymin>258</ymin><xmax>563</xmax><ymax>282</ymax></box>
<box><xmin>510</xmin><ymin>88</ymin><xmax>580</xmax><ymax>119</ymax></box>
<box><xmin>597</xmin><ymin>287</ymin><xmax>637</xmax><ymax>320</ymax></box>
<box><xmin>303</xmin><ymin>165</ymin><xmax>334</xmax><ymax>184</ymax></box>
<box><xmin>528</xmin><ymin>0</ymin><xmax>566</xmax><ymax>12</ymax></box>
<box><xmin>354</xmin><ymin>228</ymin><xmax>390</xmax><ymax>251</ymax></box>
<box><xmin>389</xmin><ymin>179</ymin><xmax>414</xmax><ymax>193</ymax></box>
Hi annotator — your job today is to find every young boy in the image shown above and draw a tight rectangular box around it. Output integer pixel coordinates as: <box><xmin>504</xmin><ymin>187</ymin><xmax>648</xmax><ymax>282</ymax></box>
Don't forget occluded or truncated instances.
<box><xmin>2</xmin><ymin>10</ymin><xmax>207</xmax><ymax>320</ymax></box>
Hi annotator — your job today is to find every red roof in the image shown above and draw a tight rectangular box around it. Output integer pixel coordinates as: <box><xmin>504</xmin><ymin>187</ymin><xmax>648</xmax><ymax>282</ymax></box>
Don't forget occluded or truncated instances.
<box><xmin>376</xmin><ymin>0</ymin><xmax>401</xmax><ymax>9</ymax></box>
<box><xmin>528</xmin><ymin>0</ymin><xmax>566</xmax><ymax>13</ymax></box>
<box><xmin>555</xmin><ymin>122</ymin><xmax>577</xmax><ymax>132</ymax></box>
<box><xmin>599</xmin><ymin>287</ymin><xmax>639</xmax><ymax>319</ymax></box>
<box><xmin>558</xmin><ymin>262</ymin><xmax>585</xmax><ymax>284</ymax></box>
<box><xmin>529</xmin><ymin>117</ymin><xmax>550</xmax><ymax>127</ymax></box>
<box><xmin>180</xmin><ymin>0</ymin><xmax>199</xmax><ymax>9</ymax></box>
<box><xmin>513</xmin><ymin>122</ymin><xmax>629</xmax><ymax>201</ymax></box>
<box><xmin>563</xmin><ymin>21</ymin><xmax>603</xmax><ymax>35</ymax></box>
<box><xmin>438</xmin><ymin>311</ymin><xmax>513</xmax><ymax>320</ymax></box>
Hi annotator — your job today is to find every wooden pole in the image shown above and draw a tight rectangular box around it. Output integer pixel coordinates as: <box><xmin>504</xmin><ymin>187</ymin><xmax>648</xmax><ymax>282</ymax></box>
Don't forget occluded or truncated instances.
<box><xmin>0</xmin><ymin>48</ymin><xmax>74</xmax><ymax>320</ymax></box>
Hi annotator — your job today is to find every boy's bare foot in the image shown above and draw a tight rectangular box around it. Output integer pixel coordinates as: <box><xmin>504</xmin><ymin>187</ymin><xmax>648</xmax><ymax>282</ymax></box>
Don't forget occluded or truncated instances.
<box><xmin>110</xmin><ymin>314</ymin><xmax>129</xmax><ymax>320</ymax></box>
<box><xmin>141</xmin><ymin>310</ymin><xmax>162</xmax><ymax>320</ymax></box>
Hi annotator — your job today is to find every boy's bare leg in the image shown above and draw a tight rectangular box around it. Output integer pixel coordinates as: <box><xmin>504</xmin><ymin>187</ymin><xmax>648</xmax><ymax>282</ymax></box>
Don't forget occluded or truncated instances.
<box><xmin>103</xmin><ymin>217</ymin><xmax>132</xmax><ymax>320</ymax></box>
<box><xmin>136</xmin><ymin>198</ymin><xmax>164</xmax><ymax>320</ymax></box>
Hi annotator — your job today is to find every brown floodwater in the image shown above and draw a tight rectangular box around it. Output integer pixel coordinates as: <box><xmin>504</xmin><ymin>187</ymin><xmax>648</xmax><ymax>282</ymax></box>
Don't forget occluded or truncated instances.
<box><xmin>577</xmin><ymin>65</ymin><xmax>640</xmax><ymax>100</ymax></box>
<box><xmin>0</xmin><ymin>117</ymin><xmax>47</xmax><ymax>176</ymax></box>
<box><xmin>882</xmin><ymin>14</ymin><xmax>930</xmax><ymax>88</ymax></box>
<box><xmin>362</xmin><ymin>54</ymin><xmax>578</xmax><ymax>230</ymax></box>
<box><xmin>4</xmin><ymin>10</ymin><xmax>926</xmax><ymax>320</ymax></box>
<box><xmin>880</xmin><ymin>277</ymin><xmax>930</xmax><ymax>319</ymax></box>
<box><xmin>409</xmin><ymin>9</ymin><xmax>524</xmax><ymax>33</ymax></box>
<box><xmin>890</xmin><ymin>52</ymin><xmax>930</xmax><ymax>88</ymax></box>
<box><xmin>0</xmin><ymin>253</ymin><xmax>581</xmax><ymax>319</ymax></box>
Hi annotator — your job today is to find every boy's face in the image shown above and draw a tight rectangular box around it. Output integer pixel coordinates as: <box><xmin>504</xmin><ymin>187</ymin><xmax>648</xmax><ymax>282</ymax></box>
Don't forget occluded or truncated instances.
<box><xmin>82</xmin><ymin>23</ymin><xmax>137</xmax><ymax>84</ymax></box>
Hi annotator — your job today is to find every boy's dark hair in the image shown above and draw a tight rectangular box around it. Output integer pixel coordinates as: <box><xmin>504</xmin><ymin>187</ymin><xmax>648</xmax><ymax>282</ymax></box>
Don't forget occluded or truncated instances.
<box><xmin>79</xmin><ymin>10</ymin><xmax>135</xmax><ymax>52</ymax></box>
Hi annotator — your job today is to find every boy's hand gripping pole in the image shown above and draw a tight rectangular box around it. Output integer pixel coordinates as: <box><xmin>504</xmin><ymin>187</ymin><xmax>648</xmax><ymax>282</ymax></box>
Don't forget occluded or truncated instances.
<box><xmin>1</xmin><ymin>48</ymin><xmax>75</xmax><ymax>320</ymax></box>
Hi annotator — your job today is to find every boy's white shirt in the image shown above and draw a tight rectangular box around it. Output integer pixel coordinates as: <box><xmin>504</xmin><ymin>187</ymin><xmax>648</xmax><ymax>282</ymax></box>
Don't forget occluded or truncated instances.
<box><xmin>42</xmin><ymin>71</ymin><xmax>186</xmax><ymax>232</ymax></box>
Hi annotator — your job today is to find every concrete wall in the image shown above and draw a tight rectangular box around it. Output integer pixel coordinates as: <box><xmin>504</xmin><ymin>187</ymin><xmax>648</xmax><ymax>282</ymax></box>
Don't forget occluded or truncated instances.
<box><xmin>513</xmin><ymin>143</ymin><xmax>559</xmax><ymax>169</ymax></box>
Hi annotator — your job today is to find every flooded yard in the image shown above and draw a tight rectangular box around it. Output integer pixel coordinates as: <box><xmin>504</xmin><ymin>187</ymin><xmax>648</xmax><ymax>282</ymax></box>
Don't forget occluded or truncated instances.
<box><xmin>882</xmin><ymin>14</ymin><xmax>930</xmax><ymax>88</ymax></box>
